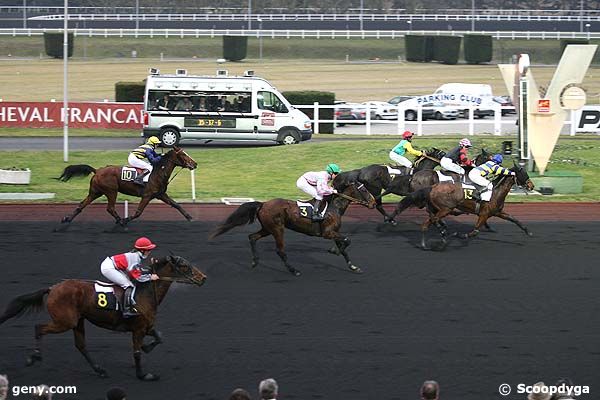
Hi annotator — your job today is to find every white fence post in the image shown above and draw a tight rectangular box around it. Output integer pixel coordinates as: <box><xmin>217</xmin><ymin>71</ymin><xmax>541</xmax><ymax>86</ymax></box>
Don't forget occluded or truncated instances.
<box><xmin>417</xmin><ymin>106</ymin><xmax>423</xmax><ymax>136</ymax></box>
<box><xmin>313</xmin><ymin>102</ymin><xmax>320</xmax><ymax>135</ymax></box>
<box><xmin>493</xmin><ymin>105</ymin><xmax>502</xmax><ymax>135</ymax></box>
<box><xmin>397</xmin><ymin>105</ymin><xmax>405</xmax><ymax>135</ymax></box>
<box><xmin>468</xmin><ymin>106</ymin><xmax>475</xmax><ymax>136</ymax></box>
<box><xmin>365</xmin><ymin>103</ymin><xmax>372</xmax><ymax>135</ymax></box>
<box><xmin>570</xmin><ymin>110</ymin><xmax>576</xmax><ymax>136</ymax></box>
<box><xmin>124</xmin><ymin>200</ymin><xmax>129</xmax><ymax>218</ymax></box>
<box><xmin>190</xmin><ymin>169</ymin><xmax>196</xmax><ymax>202</ymax></box>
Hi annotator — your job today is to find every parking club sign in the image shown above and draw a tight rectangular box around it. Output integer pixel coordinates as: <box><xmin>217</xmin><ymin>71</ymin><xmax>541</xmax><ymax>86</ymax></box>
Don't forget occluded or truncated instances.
<box><xmin>537</xmin><ymin>99</ymin><xmax>551</xmax><ymax>113</ymax></box>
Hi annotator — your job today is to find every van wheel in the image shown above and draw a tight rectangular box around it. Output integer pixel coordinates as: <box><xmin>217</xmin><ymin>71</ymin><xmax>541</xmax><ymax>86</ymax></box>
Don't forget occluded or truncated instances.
<box><xmin>405</xmin><ymin>110</ymin><xmax>416</xmax><ymax>121</ymax></box>
<box><xmin>160</xmin><ymin>128</ymin><xmax>180</xmax><ymax>147</ymax></box>
<box><xmin>278</xmin><ymin>130</ymin><xmax>300</xmax><ymax>145</ymax></box>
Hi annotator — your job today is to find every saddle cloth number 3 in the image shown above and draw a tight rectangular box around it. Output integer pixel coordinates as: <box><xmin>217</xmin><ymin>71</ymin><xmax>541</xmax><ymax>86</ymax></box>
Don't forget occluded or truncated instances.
<box><xmin>298</xmin><ymin>205</ymin><xmax>313</xmax><ymax>219</ymax></box>
<box><xmin>95</xmin><ymin>292</ymin><xmax>118</xmax><ymax>310</ymax></box>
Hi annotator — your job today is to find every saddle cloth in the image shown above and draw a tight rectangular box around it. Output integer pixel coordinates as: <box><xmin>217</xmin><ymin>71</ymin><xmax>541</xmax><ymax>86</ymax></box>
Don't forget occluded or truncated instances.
<box><xmin>461</xmin><ymin>183</ymin><xmax>493</xmax><ymax>202</ymax></box>
<box><xmin>296</xmin><ymin>200</ymin><xmax>328</xmax><ymax>218</ymax></box>
<box><xmin>121</xmin><ymin>166</ymin><xmax>143</xmax><ymax>182</ymax></box>
<box><xmin>436</xmin><ymin>170</ymin><xmax>455</xmax><ymax>183</ymax></box>
<box><xmin>386</xmin><ymin>165</ymin><xmax>410</xmax><ymax>176</ymax></box>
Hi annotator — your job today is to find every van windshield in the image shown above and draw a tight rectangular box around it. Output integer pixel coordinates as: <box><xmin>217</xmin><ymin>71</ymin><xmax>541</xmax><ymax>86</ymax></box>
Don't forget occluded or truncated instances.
<box><xmin>147</xmin><ymin>90</ymin><xmax>252</xmax><ymax>113</ymax></box>
<box><xmin>257</xmin><ymin>91</ymin><xmax>288</xmax><ymax>113</ymax></box>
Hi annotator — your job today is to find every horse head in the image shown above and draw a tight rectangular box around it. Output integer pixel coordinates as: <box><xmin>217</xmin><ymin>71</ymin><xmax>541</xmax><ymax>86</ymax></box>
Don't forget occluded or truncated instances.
<box><xmin>153</xmin><ymin>255</ymin><xmax>207</xmax><ymax>286</ymax></box>
<box><xmin>426</xmin><ymin>147</ymin><xmax>446</xmax><ymax>160</ymax></box>
<box><xmin>475</xmin><ymin>148</ymin><xmax>492</xmax><ymax>166</ymax></box>
<box><xmin>512</xmin><ymin>161</ymin><xmax>535</xmax><ymax>191</ymax></box>
<box><xmin>343</xmin><ymin>182</ymin><xmax>377</xmax><ymax>209</ymax></box>
<box><xmin>167</xmin><ymin>147</ymin><xmax>198</xmax><ymax>170</ymax></box>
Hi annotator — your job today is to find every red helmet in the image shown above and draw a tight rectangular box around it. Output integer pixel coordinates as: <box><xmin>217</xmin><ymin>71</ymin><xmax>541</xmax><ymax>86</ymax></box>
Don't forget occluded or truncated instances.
<box><xmin>134</xmin><ymin>237</ymin><xmax>157</xmax><ymax>251</ymax></box>
<box><xmin>402</xmin><ymin>130</ymin><xmax>414</xmax><ymax>139</ymax></box>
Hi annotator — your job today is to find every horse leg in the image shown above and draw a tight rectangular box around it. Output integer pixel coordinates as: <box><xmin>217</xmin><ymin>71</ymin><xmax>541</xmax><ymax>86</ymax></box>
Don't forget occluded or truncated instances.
<box><xmin>122</xmin><ymin>196</ymin><xmax>153</xmax><ymax>226</ymax></box>
<box><xmin>272</xmin><ymin>227</ymin><xmax>300</xmax><ymax>277</ymax></box>
<box><xmin>27</xmin><ymin>321</ymin><xmax>72</xmax><ymax>366</ymax></box>
<box><xmin>104</xmin><ymin>191</ymin><xmax>123</xmax><ymax>225</ymax></box>
<box><xmin>327</xmin><ymin>233</ymin><xmax>362</xmax><ymax>274</ymax></box>
<box><xmin>60</xmin><ymin>192</ymin><xmax>101</xmax><ymax>225</ymax></box>
<box><xmin>155</xmin><ymin>193</ymin><xmax>193</xmax><ymax>221</ymax></box>
<box><xmin>495</xmin><ymin>211</ymin><xmax>533</xmax><ymax>237</ymax></box>
<box><xmin>449</xmin><ymin>210</ymin><xmax>495</xmax><ymax>232</ymax></box>
<box><xmin>73</xmin><ymin>318</ymin><xmax>107</xmax><ymax>377</ymax></box>
<box><xmin>249</xmin><ymin>228</ymin><xmax>270</xmax><ymax>269</ymax></box>
<box><xmin>141</xmin><ymin>328</ymin><xmax>163</xmax><ymax>354</ymax></box>
<box><xmin>133</xmin><ymin>330</ymin><xmax>159</xmax><ymax>381</ymax></box>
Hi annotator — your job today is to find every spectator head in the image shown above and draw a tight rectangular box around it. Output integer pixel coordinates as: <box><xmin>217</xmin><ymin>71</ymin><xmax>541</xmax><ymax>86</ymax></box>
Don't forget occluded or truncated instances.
<box><xmin>0</xmin><ymin>375</ymin><xmax>8</xmax><ymax>400</ymax></box>
<box><xmin>105</xmin><ymin>387</ymin><xmax>127</xmax><ymax>400</ymax></box>
<box><xmin>229</xmin><ymin>388</ymin><xmax>252</xmax><ymax>400</ymax></box>
<box><xmin>420</xmin><ymin>380</ymin><xmax>439</xmax><ymax>400</ymax></box>
<box><xmin>32</xmin><ymin>385</ymin><xmax>52</xmax><ymax>400</ymax></box>
<box><xmin>528</xmin><ymin>382</ymin><xmax>552</xmax><ymax>400</ymax></box>
<box><xmin>258</xmin><ymin>378</ymin><xmax>278</xmax><ymax>400</ymax></box>
<box><xmin>551</xmin><ymin>378</ymin><xmax>575</xmax><ymax>400</ymax></box>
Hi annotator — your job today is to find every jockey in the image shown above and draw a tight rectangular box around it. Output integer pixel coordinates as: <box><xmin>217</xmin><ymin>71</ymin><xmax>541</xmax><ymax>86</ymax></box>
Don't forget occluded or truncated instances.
<box><xmin>440</xmin><ymin>138</ymin><xmax>474</xmax><ymax>175</ymax></box>
<box><xmin>100</xmin><ymin>237</ymin><xmax>160</xmax><ymax>317</ymax></box>
<box><xmin>389</xmin><ymin>130</ymin><xmax>424</xmax><ymax>170</ymax></box>
<box><xmin>296</xmin><ymin>163</ymin><xmax>340</xmax><ymax>222</ymax></box>
<box><xmin>468</xmin><ymin>153</ymin><xmax>516</xmax><ymax>201</ymax></box>
<box><xmin>128</xmin><ymin>136</ymin><xmax>163</xmax><ymax>186</ymax></box>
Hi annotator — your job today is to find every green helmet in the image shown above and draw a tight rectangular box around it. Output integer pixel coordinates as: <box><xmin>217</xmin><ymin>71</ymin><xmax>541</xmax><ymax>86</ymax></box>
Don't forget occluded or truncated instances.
<box><xmin>326</xmin><ymin>163</ymin><xmax>341</xmax><ymax>174</ymax></box>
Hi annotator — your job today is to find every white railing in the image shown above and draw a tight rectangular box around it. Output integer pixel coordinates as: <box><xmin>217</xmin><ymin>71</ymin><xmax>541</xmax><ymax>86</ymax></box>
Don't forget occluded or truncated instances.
<box><xmin>27</xmin><ymin>12</ymin><xmax>600</xmax><ymax>22</ymax></box>
<box><xmin>302</xmin><ymin>103</ymin><xmax>581</xmax><ymax>136</ymax></box>
<box><xmin>1</xmin><ymin>28</ymin><xmax>599</xmax><ymax>40</ymax></box>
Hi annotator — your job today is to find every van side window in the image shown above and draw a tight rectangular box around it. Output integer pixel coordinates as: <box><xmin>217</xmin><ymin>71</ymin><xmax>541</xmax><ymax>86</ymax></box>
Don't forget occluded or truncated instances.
<box><xmin>257</xmin><ymin>91</ymin><xmax>288</xmax><ymax>113</ymax></box>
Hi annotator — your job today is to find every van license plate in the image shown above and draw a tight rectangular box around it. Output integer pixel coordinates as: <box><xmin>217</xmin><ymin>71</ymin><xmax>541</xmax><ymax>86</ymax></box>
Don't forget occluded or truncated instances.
<box><xmin>186</xmin><ymin>118</ymin><xmax>236</xmax><ymax>128</ymax></box>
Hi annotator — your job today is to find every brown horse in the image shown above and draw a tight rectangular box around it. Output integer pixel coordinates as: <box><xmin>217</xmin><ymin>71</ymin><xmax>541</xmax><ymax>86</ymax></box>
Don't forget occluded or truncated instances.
<box><xmin>394</xmin><ymin>163</ymin><xmax>535</xmax><ymax>250</ymax></box>
<box><xmin>0</xmin><ymin>256</ymin><xmax>206</xmax><ymax>381</ymax></box>
<box><xmin>209</xmin><ymin>183</ymin><xmax>377</xmax><ymax>276</ymax></box>
<box><xmin>56</xmin><ymin>147</ymin><xmax>197</xmax><ymax>228</ymax></box>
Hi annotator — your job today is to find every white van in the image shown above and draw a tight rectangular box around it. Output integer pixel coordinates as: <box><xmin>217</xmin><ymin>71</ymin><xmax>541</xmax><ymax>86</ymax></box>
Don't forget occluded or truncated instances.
<box><xmin>430</xmin><ymin>83</ymin><xmax>496</xmax><ymax>118</ymax></box>
<box><xmin>142</xmin><ymin>69</ymin><xmax>312</xmax><ymax>146</ymax></box>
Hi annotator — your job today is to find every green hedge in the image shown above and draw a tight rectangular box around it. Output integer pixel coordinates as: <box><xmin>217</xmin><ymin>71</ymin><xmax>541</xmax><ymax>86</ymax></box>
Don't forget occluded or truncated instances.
<box><xmin>223</xmin><ymin>36</ymin><xmax>248</xmax><ymax>61</ymax></box>
<box><xmin>560</xmin><ymin>39</ymin><xmax>590</xmax><ymax>55</ymax></box>
<box><xmin>432</xmin><ymin>36</ymin><xmax>462</xmax><ymax>65</ymax></box>
<box><xmin>464</xmin><ymin>34</ymin><xmax>493</xmax><ymax>64</ymax></box>
<box><xmin>283</xmin><ymin>91</ymin><xmax>335</xmax><ymax>134</ymax></box>
<box><xmin>115</xmin><ymin>82</ymin><xmax>145</xmax><ymax>102</ymax></box>
<box><xmin>405</xmin><ymin>35</ymin><xmax>434</xmax><ymax>62</ymax></box>
<box><xmin>43</xmin><ymin>32</ymin><xmax>74</xmax><ymax>58</ymax></box>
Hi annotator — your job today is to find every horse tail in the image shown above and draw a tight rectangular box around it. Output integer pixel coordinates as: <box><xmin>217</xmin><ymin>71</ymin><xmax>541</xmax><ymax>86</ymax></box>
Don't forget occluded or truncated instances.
<box><xmin>55</xmin><ymin>164</ymin><xmax>96</xmax><ymax>182</ymax></box>
<box><xmin>209</xmin><ymin>201</ymin><xmax>263</xmax><ymax>239</ymax></box>
<box><xmin>0</xmin><ymin>288</ymin><xmax>50</xmax><ymax>325</ymax></box>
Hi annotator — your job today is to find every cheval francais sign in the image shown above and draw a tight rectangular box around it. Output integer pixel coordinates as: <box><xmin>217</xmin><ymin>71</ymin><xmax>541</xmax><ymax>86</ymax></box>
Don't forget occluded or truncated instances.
<box><xmin>0</xmin><ymin>102</ymin><xmax>143</xmax><ymax>129</ymax></box>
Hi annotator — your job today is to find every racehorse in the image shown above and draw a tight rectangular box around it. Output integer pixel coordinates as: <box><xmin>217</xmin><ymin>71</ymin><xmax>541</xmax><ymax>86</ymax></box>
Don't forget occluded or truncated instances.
<box><xmin>333</xmin><ymin>148</ymin><xmax>445</xmax><ymax>223</ymax></box>
<box><xmin>394</xmin><ymin>162</ymin><xmax>534</xmax><ymax>250</ymax></box>
<box><xmin>384</xmin><ymin>148</ymin><xmax>493</xmax><ymax>225</ymax></box>
<box><xmin>56</xmin><ymin>147</ymin><xmax>197</xmax><ymax>228</ymax></box>
<box><xmin>209</xmin><ymin>183</ymin><xmax>377</xmax><ymax>276</ymax></box>
<box><xmin>0</xmin><ymin>256</ymin><xmax>206</xmax><ymax>381</ymax></box>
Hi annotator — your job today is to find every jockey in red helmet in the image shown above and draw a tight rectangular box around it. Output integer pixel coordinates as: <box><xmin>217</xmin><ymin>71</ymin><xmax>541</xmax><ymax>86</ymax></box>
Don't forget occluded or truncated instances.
<box><xmin>100</xmin><ymin>237</ymin><xmax>160</xmax><ymax>317</ymax></box>
<box><xmin>389</xmin><ymin>130</ymin><xmax>424</xmax><ymax>169</ymax></box>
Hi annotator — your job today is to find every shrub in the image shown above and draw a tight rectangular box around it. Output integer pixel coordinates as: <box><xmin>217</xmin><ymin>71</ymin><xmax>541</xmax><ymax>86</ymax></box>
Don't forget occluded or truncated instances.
<box><xmin>115</xmin><ymin>82</ymin><xmax>145</xmax><ymax>102</ymax></box>
<box><xmin>283</xmin><ymin>91</ymin><xmax>335</xmax><ymax>134</ymax></box>
<box><xmin>43</xmin><ymin>32</ymin><xmax>74</xmax><ymax>58</ymax></box>
<box><xmin>223</xmin><ymin>36</ymin><xmax>248</xmax><ymax>61</ymax></box>
<box><xmin>464</xmin><ymin>34</ymin><xmax>493</xmax><ymax>64</ymax></box>
<box><xmin>405</xmin><ymin>35</ymin><xmax>434</xmax><ymax>62</ymax></box>
<box><xmin>432</xmin><ymin>36</ymin><xmax>462</xmax><ymax>65</ymax></box>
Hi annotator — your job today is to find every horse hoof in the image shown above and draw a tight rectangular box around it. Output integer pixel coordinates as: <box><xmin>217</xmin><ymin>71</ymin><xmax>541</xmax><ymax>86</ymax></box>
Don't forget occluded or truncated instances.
<box><xmin>185</xmin><ymin>215</ymin><xmax>193</xmax><ymax>221</ymax></box>
<box><xmin>289</xmin><ymin>269</ymin><xmax>301</xmax><ymax>277</ymax></box>
<box><xmin>526</xmin><ymin>231</ymin><xmax>533</xmax><ymax>237</ymax></box>
<box><xmin>348</xmin><ymin>264</ymin><xmax>363</xmax><ymax>274</ymax></box>
<box><xmin>251</xmin><ymin>260</ymin><xmax>259</xmax><ymax>269</ymax></box>
<box><xmin>60</xmin><ymin>217</ymin><xmax>70</xmax><ymax>224</ymax></box>
<box><xmin>26</xmin><ymin>351</ymin><xmax>42</xmax><ymax>366</ymax></box>
<box><xmin>94</xmin><ymin>366</ymin><xmax>108</xmax><ymax>378</ymax></box>
<box><xmin>139</xmin><ymin>373</ymin><xmax>160</xmax><ymax>381</ymax></box>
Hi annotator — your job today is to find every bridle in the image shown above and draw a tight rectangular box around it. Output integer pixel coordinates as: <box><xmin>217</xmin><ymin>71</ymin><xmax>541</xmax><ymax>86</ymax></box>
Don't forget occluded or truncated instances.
<box><xmin>335</xmin><ymin>183</ymin><xmax>374</xmax><ymax>207</ymax></box>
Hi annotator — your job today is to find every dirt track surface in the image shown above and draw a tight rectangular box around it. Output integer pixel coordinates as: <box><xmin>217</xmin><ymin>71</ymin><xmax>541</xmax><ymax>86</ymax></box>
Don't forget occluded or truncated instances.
<box><xmin>0</xmin><ymin>219</ymin><xmax>598</xmax><ymax>400</ymax></box>
<box><xmin>0</xmin><ymin>202</ymin><xmax>598</xmax><ymax>222</ymax></box>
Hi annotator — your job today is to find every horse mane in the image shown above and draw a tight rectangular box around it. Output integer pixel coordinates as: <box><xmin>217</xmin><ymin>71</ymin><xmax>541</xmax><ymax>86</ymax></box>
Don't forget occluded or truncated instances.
<box><xmin>426</xmin><ymin>147</ymin><xmax>446</xmax><ymax>159</ymax></box>
<box><xmin>155</xmin><ymin>149</ymin><xmax>175</xmax><ymax>167</ymax></box>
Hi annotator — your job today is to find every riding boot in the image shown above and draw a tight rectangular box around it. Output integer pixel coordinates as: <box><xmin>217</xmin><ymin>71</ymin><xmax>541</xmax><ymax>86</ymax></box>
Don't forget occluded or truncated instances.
<box><xmin>133</xmin><ymin>172</ymin><xmax>146</xmax><ymax>186</ymax></box>
<box><xmin>471</xmin><ymin>188</ymin><xmax>482</xmax><ymax>201</ymax></box>
<box><xmin>311</xmin><ymin>200</ymin><xmax>324</xmax><ymax>222</ymax></box>
<box><xmin>123</xmin><ymin>287</ymin><xmax>139</xmax><ymax>318</ymax></box>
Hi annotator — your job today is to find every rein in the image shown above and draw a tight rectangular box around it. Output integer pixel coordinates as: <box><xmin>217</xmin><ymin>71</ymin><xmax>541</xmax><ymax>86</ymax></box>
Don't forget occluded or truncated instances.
<box><xmin>335</xmin><ymin>191</ymin><xmax>369</xmax><ymax>206</ymax></box>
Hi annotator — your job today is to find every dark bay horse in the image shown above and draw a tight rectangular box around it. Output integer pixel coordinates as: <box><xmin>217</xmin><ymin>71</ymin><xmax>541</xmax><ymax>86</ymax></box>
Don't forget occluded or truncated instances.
<box><xmin>57</xmin><ymin>147</ymin><xmax>197</xmax><ymax>228</ymax></box>
<box><xmin>333</xmin><ymin>148</ymin><xmax>445</xmax><ymax>223</ymax></box>
<box><xmin>385</xmin><ymin>148</ymin><xmax>493</xmax><ymax>226</ymax></box>
<box><xmin>209</xmin><ymin>183</ymin><xmax>377</xmax><ymax>276</ymax></box>
<box><xmin>394</xmin><ymin>163</ymin><xmax>534</xmax><ymax>250</ymax></box>
<box><xmin>0</xmin><ymin>256</ymin><xmax>206</xmax><ymax>381</ymax></box>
